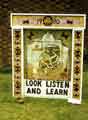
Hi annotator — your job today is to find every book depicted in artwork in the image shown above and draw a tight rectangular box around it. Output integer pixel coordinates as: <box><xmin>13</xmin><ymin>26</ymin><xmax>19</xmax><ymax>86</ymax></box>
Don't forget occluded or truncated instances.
<box><xmin>24</xmin><ymin>30</ymin><xmax>72</xmax><ymax>81</ymax></box>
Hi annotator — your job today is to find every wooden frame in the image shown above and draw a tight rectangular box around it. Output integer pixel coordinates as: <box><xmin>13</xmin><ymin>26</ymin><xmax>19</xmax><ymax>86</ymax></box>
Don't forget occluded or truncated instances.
<box><xmin>11</xmin><ymin>13</ymin><xmax>86</xmax><ymax>104</ymax></box>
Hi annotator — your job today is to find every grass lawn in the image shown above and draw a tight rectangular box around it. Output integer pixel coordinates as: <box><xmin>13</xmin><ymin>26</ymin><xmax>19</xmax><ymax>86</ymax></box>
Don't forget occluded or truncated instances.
<box><xmin>0</xmin><ymin>66</ymin><xmax>88</xmax><ymax>120</ymax></box>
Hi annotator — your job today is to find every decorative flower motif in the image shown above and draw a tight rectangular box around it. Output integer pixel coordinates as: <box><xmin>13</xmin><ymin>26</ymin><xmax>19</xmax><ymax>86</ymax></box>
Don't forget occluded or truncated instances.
<box><xmin>74</xmin><ymin>49</ymin><xmax>81</xmax><ymax>58</ymax></box>
<box><xmin>15</xmin><ymin>31</ymin><xmax>20</xmax><ymax>38</ymax></box>
<box><xmin>15</xmin><ymin>81</ymin><xmax>21</xmax><ymax>89</ymax></box>
<box><xmin>15</xmin><ymin>47</ymin><xmax>21</xmax><ymax>56</ymax></box>
<box><xmin>75</xmin><ymin>31</ymin><xmax>81</xmax><ymax>39</ymax></box>
<box><xmin>74</xmin><ymin>65</ymin><xmax>80</xmax><ymax>74</ymax></box>
<box><xmin>15</xmin><ymin>65</ymin><xmax>21</xmax><ymax>73</ymax></box>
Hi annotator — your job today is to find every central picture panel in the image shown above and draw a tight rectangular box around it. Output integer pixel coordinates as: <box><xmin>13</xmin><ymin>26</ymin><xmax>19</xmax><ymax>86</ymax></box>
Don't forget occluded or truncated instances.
<box><xmin>24</xmin><ymin>29</ymin><xmax>72</xmax><ymax>81</ymax></box>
